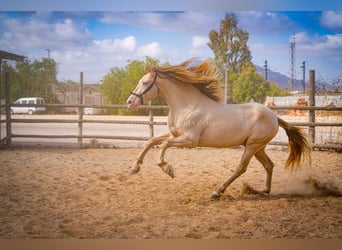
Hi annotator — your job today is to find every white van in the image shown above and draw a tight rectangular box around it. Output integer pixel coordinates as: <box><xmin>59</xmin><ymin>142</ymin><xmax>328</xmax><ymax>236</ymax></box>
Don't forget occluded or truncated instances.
<box><xmin>11</xmin><ymin>97</ymin><xmax>46</xmax><ymax>115</ymax></box>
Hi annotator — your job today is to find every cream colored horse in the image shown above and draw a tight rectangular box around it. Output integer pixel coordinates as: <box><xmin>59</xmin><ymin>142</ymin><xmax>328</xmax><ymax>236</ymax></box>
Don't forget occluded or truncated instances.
<box><xmin>126</xmin><ymin>59</ymin><xmax>311</xmax><ymax>199</ymax></box>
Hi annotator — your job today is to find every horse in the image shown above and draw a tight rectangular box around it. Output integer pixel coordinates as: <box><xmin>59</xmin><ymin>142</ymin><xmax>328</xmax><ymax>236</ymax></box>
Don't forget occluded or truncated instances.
<box><xmin>126</xmin><ymin>58</ymin><xmax>311</xmax><ymax>199</ymax></box>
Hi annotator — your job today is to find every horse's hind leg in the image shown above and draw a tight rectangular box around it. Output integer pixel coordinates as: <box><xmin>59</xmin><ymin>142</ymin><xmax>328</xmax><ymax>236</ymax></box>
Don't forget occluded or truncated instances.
<box><xmin>211</xmin><ymin>146</ymin><xmax>259</xmax><ymax>200</ymax></box>
<box><xmin>255</xmin><ymin>148</ymin><xmax>274</xmax><ymax>194</ymax></box>
<box><xmin>130</xmin><ymin>133</ymin><xmax>170</xmax><ymax>174</ymax></box>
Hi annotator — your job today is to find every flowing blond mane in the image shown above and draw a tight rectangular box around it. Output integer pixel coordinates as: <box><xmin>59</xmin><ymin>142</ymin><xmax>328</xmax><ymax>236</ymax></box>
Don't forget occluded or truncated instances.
<box><xmin>151</xmin><ymin>58</ymin><xmax>224</xmax><ymax>102</ymax></box>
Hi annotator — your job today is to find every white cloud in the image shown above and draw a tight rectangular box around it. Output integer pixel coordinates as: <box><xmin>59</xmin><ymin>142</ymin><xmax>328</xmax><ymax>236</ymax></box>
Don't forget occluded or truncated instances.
<box><xmin>292</xmin><ymin>32</ymin><xmax>312</xmax><ymax>44</ymax></box>
<box><xmin>136</xmin><ymin>41</ymin><xmax>161</xmax><ymax>58</ymax></box>
<box><xmin>100</xmin><ymin>11</ymin><xmax>221</xmax><ymax>34</ymax></box>
<box><xmin>294</xmin><ymin>32</ymin><xmax>342</xmax><ymax>52</ymax></box>
<box><xmin>51</xmin><ymin>38</ymin><xmax>165</xmax><ymax>83</ymax></box>
<box><xmin>238</xmin><ymin>12</ymin><xmax>294</xmax><ymax>35</ymax></box>
<box><xmin>190</xmin><ymin>35</ymin><xmax>209</xmax><ymax>56</ymax></box>
<box><xmin>1</xmin><ymin>18</ymin><xmax>48</xmax><ymax>49</ymax></box>
<box><xmin>92</xmin><ymin>36</ymin><xmax>136</xmax><ymax>53</ymax></box>
<box><xmin>320</xmin><ymin>11</ymin><xmax>342</xmax><ymax>32</ymax></box>
<box><xmin>54</xmin><ymin>18</ymin><xmax>89</xmax><ymax>41</ymax></box>
<box><xmin>0</xmin><ymin>15</ymin><xmax>90</xmax><ymax>52</ymax></box>
<box><xmin>191</xmin><ymin>35</ymin><xmax>208</xmax><ymax>49</ymax></box>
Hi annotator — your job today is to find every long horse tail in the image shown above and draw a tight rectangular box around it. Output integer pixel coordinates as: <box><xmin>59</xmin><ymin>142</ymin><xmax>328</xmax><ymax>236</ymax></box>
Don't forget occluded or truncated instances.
<box><xmin>278</xmin><ymin>117</ymin><xmax>312</xmax><ymax>171</ymax></box>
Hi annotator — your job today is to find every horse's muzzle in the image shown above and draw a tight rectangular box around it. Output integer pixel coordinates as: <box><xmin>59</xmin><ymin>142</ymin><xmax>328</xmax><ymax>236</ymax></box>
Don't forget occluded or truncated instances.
<box><xmin>126</xmin><ymin>95</ymin><xmax>140</xmax><ymax>110</ymax></box>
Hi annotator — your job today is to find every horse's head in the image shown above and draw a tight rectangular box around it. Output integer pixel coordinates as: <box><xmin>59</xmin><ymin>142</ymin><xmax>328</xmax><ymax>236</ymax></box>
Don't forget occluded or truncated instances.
<box><xmin>126</xmin><ymin>72</ymin><xmax>159</xmax><ymax>110</ymax></box>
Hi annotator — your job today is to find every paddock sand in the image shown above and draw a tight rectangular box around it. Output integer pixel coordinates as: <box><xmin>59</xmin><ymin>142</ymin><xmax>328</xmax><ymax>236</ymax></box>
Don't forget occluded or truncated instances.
<box><xmin>0</xmin><ymin>147</ymin><xmax>341</xmax><ymax>239</ymax></box>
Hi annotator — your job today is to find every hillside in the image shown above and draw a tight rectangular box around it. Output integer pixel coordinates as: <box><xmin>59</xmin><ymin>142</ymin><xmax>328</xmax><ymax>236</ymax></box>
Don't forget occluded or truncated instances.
<box><xmin>255</xmin><ymin>65</ymin><xmax>303</xmax><ymax>90</ymax></box>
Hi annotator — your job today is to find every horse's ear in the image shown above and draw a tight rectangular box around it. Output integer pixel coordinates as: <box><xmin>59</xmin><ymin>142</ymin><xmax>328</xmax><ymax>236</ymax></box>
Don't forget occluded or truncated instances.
<box><xmin>144</xmin><ymin>66</ymin><xmax>152</xmax><ymax>74</ymax></box>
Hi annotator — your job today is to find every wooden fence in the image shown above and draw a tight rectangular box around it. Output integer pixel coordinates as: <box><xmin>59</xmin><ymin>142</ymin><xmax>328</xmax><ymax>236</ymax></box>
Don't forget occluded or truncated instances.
<box><xmin>1</xmin><ymin>71</ymin><xmax>341</xmax><ymax>150</ymax></box>
<box><xmin>1</xmin><ymin>103</ymin><xmax>341</xmax><ymax>150</ymax></box>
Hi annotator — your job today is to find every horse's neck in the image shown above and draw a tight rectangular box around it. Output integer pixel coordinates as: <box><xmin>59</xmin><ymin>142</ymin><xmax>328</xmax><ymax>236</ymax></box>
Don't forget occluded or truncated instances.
<box><xmin>159</xmin><ymin>79</ymin><xmax>204</xmax><ymax>112</ymax></box>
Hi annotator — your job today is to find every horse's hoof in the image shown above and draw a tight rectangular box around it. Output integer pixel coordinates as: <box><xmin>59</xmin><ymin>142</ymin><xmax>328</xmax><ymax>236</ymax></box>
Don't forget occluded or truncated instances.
<box><xmin>129</xmin><ymin>167</ymin><xmax>140</xmax><ymax>175</ymax></box>
<box><xmin>159</xmin><ymin>162</ymin><xmax>175</xmax><ymax>178</ymax></box>
<box><xmin>210</xmin><ymin>191</ymin><xmax>221</xmax><ymax>200</ymax></box>
<box><xmin>165</xmin><ymin>165</ymin><xmax>175</xmax><ymax>178</ymax></box>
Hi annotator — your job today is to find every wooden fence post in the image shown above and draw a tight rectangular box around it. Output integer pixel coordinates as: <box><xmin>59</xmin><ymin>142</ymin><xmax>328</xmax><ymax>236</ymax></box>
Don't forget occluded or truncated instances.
<box><xmin>5</xmin><ymin>72</ymin><xmax>11</xmax><ymax>146</ymax></box>
<box><xmin>309</xmin><ymin>70</ymin><xmax>315</xmax><ymax>143</ymax></box>
<box><xmin>78</xmin><ymin>72</ymin><xmax>83</xmax><ymax>148</ymax></box>
<box><xmin>0</xmin><ymin>58</ymin><xmax>2</xmax><ymax>143</ymax></box>
<box><xmin>224</xmin><ymin>69</ymin><xmax>231</xmax><ymax>104</ymax></box>
<box><xmin>149</xmin><ymin>101</ymin><xmax>154</xmax><ymax>138</ymax></box>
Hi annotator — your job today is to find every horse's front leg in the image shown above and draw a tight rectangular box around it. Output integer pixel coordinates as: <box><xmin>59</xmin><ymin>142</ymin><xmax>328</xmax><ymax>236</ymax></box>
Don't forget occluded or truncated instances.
<box><xmin>130</xmin><ymin>133</ymin><xmax>170</xmax><ymax>174</ymax></box>
<box><xmin>157</xmin><ymin>135</ymin><xmax>197</xmax><ymax>178</ymax></box>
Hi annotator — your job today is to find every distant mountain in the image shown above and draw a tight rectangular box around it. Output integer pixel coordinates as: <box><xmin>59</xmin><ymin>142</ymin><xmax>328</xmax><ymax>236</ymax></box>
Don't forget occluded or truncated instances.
<box><xmin>255</xmin><ymin>65</ymin><xmax>304</xmax><ymax>90</ymax></box>
<box><xmin>255</xmin><ymin>65</ymin><xmax>340</xmax><ymax>93</ymax></box>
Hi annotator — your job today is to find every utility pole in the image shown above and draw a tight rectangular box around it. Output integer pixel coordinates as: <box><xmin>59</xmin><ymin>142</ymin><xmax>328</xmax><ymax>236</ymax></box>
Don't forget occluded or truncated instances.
<box><xmin>289</xmin><ymin>36</ymin><xmax>296</xmax><ymax>91</ymax></box>
<box><xmin>45</xmin><ymin>49</ymin><xmax>52</xmax><ymax>102</ymax></box>
<box><xmin>263</xmin><ymin>60</ymin><xmax>268</xmax><ymax>80</ymax></box>
<box><xmin>301</xmin><ymin>61</ymin><xmax>306</xmax><ymax>93</ymax></box>
<box><xmin>224</xmin><ymin>69</ymin><xmax>228</xmax><ymax>104</ymax></box>
<box><xmin>45</xmin><ymin>49</ymin><xmax>51</xmax><ymax>60</ymax></box>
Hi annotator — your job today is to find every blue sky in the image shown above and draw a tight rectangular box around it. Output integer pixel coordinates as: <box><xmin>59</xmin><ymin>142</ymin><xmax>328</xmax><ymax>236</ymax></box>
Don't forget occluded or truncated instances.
<box><xmin>0</xmin><ymin>3</ymin><xmax>341</xmax><ymax>84</ymax></box>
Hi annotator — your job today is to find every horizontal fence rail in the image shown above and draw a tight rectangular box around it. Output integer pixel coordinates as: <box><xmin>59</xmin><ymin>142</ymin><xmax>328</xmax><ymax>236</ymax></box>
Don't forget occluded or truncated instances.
<box><xmin>5</xmin><ymin>103</ymin><xmax>341</xmax><ymax>111</ymax></box>
<box><xmin>1</xmin><ymin>103</ymin><xmax>341</xmax><ymax>150</ymax></box>
<box><xmin>0</xmin><ymin>103</ymin><xmax>169</xmax><ymax>147</ymax></box>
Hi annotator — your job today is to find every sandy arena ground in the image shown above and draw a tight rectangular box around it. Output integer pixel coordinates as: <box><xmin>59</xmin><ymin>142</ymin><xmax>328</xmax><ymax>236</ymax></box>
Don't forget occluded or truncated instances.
<box><xmin>0</xmin><ymin>146</ymin><xmax>341</xmax><ymax>239</ymax></box>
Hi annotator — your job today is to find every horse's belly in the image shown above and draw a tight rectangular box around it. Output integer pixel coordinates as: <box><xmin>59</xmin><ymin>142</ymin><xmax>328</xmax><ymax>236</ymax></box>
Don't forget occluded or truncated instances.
<box><xmin>198</xmin><ymin>138</ymin><xmax>244</xmax><ymax>148</ymax></box>
<box><xmin>197</xmin><ymin>125</ymin><xmax>248</xmax><ymax>147</ymax></box>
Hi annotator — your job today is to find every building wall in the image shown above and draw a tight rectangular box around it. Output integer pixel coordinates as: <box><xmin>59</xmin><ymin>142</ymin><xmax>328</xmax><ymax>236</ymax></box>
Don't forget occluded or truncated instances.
<box><xmin>52</xmin><ymin>84</ymin><xmax>104</xmax><ymax>114</ymax></box>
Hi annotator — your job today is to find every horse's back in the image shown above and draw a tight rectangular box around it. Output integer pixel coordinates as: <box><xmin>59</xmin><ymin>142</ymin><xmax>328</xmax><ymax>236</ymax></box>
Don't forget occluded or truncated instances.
<box><xmin>219</xmin><ymin>102</ymin><xmax>277</xmax><ymax>129</ymax></box>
